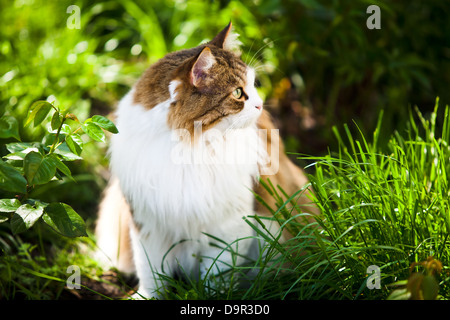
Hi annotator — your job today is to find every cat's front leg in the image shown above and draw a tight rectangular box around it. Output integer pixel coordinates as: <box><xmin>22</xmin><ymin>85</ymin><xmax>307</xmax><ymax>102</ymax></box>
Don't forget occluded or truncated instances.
<box><xmin>197</xmin><ymin>219</ymin><xmax>259</xmax><ymax>287</ymax></box>
<box><xmin>128</xmin><ymin>225</ymin><xmax>169</xmax><ymax>299</ymax></box>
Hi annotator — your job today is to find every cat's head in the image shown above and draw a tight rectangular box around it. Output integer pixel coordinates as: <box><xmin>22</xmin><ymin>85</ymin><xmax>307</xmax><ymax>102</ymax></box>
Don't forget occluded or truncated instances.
<box><xmin>167</xmin><ymin>22</ymin><xmax>263</xmax><ymax>134</ymax></box>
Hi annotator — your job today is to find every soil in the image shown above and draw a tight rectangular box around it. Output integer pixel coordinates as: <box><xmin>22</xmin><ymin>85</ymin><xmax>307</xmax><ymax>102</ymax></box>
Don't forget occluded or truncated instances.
<box><xmin>60</xmin><ymin>270</ymin><xmax>138</xmax><ymax>300</ymax></box>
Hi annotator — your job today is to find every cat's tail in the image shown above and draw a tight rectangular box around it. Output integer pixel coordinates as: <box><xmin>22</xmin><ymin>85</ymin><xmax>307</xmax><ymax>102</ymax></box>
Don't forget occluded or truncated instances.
<box><xmin>95</xmin><ymin>177</ymin><xmax>136</xmax><ymax>275</ymax></box>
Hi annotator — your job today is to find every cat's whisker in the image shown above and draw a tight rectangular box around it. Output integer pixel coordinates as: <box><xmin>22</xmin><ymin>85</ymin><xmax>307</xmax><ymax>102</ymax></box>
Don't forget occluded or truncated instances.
<box><xmin>247</xmin><ymin>39</ymin><xmax>276</xmax><ymax>69</ymax></box>
<box><xmin>254</xmin><ymin>62</ymin><xmax>285</xmax><ymax>77</ymax></box>
<box><xmin>244</xmin><ymin>38</ymin><xmax>257</xmax><ymax>66</ymax></box>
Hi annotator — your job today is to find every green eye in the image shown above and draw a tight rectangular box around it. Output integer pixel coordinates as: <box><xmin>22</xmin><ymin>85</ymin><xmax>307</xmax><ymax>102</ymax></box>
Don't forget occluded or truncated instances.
<box><xmin>232</xmin><ymin>87</ymin><xmax>244</xmax><ymax>99</ymax></box>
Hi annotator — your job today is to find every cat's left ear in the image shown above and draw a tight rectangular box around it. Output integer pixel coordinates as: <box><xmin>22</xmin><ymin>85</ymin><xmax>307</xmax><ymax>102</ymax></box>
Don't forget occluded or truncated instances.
<box><xmin>209</xmin><ymin>22</ymin><xmax>242</xmax><ymax>55</ymax></box>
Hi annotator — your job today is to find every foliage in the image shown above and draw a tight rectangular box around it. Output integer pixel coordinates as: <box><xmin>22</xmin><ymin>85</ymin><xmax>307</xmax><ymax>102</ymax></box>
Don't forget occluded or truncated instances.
<box><xmin>388</xmin><ymin>257</ymin><xmax>443</xmax><ymax>300</ymax></box>
<box><xmin>0</xmin><ymin>101</ymin><xmax>117</xmax><ymax>299</ymax></box>
<box><xmin>290</xmin><ymin>100</ymin><xmax>449</xmax><ymax>299</ymax></box>
<box><xmin>0</xmin><ymin>228</ymin><xmax>121</xmax><ymax>300</ymax></box>
<box><xmin>0</xmin><ymin>101</ymin><xmax>117</xmax><ymax>237</ymax></box>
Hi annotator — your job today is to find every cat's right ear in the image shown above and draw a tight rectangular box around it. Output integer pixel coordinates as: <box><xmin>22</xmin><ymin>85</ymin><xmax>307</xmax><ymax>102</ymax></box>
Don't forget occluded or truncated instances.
<box><xmin>190</xmin><ymin>47</ymin><xmax>216</xmax><ymax>88</ymax></box>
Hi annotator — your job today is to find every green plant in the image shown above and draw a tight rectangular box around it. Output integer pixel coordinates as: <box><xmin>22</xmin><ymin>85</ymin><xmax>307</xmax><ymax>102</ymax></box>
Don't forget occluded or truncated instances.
<box><xmin>292</xmin><ymin>99</ymin><xmax>450</xmax><ymax>299</ymax></box>
<box><xmin>0</xmin><ymin>100</ymin><xmax>117</xmax><ymax>238</ymax></box>
<box><xmin>388</xmin><ymin>256</ymin><xmax>443</xmax><ymax>300</ymax></box>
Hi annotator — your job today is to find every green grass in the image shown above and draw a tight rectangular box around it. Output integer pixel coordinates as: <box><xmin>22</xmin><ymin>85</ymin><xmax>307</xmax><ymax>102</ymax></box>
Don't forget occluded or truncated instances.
<box><xmin>256</xmin><ymin>99</ymin><xmax>450</xmax><ymax>300</ymax></box>
<box><xmin>252</xmin><ymin>99</ymin><xmax>450</xmax><ymax>300</ymax></box>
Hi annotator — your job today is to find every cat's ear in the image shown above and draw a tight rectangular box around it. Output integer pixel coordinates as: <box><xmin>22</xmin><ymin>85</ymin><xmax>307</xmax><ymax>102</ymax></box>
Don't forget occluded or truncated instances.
<box><xmin>190</xmin><ymin>47</ymin><xmax>216</xmax><ymax>88</ymax></box>
<box><xmin>209</xmin><ymin>22</ymin><xmax>242</xmax><ymax>54</ymax></box>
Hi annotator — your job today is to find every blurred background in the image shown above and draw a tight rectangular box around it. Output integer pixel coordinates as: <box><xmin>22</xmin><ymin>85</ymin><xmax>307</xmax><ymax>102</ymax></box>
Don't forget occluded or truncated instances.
<box><xmin>1</xmin><ymin>0</ymin><xmax>449</xmax><ymax>222</ymax></box>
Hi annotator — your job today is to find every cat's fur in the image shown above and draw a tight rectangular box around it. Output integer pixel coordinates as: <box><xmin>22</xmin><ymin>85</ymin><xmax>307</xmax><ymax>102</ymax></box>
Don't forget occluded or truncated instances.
<box><xmin>95</xmin><ymin>23</ymin><xmax>319</xmax><ymax>298</ymax></box>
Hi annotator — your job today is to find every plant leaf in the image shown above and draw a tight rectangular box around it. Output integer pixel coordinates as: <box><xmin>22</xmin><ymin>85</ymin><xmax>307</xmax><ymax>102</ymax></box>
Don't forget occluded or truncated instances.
<box><xmin>53</xmin><ymin>142</ymin><xmax>83</xmax><ymax>161</ymax></box>
<box><xmin>25</xmin><ymin>101</ymin><xmax>53</xmax><ymax>127</ymax></box>
<box><xmin>3</xmin><ymin>147</ymin><xmax>40</xmax><ymax>161</ymax></box>
<box><xmin>47</xmin><ymin>154</ymin><xmax>74</xmax><ymax>180</ymax></box>
<box><xmin>24</xmin><ymin>152</ymin><xmax>56</xmax><ymax>185</ymax></box>
<box><xmin>0</xmin><ymin>212</ymin><xmax>9</xmax><ymax>223</ymax></box>
<box><xmin>91</xmin><ymin>115</ymin><xmax>119</xmax><ymax>134</ymax></box>
<box><xmin>42</xmin><ymin>202</ymin><xmax>87</xmax><ymax>237</ymax></box>
<box><xmin>65</xmin><ymin>113</ymin><xmax>79</xmax><ymax>122</ymax></box>
<box><xmin>0</xmin><ymin>160</ymin><xmax>27</xmax><ymax>193</ymax></box>
<box><xmin>51</xmin><ymin>111</ymin><xmax>63</xmax><ymax>131</ymax></box>
<box><xmin>11</xmin><ymin>201</ymin><xmax>47</xmax><ymax>234</ymax></box>
<box><xmin>0</xmin><ymin>198</ymin><xmax>21</xmax><ymax>212</ymax></box>
<box><xmin>82</xmin><ymin>121</ymin><xmax>105</xmax><ymax>142</ymax></box>
<box><xmin>65</xmin><ymin>134</ymin><xmax>83</xmax><ymax>156</ymax></box>
<box><xmin>0</xmin><ymin>115</ymin><xmax>21</xmax><ymax>141</ymax></box>
<box><xmin>6</xmin><ymin>142</ymin><xmax>42</xmax><ymax>154</ymax></box>
<box><xmin>0</xmin><ymin>199</ymin><xmax>20</xmax><ymax>223</ymax></box>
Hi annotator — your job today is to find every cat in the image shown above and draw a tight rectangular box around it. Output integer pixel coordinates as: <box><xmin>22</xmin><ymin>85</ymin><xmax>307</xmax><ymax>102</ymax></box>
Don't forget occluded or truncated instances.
<box><xmin>95</xmin><ymin>22</ymin><xmax>319</xmax><ymax>298</ymax></box>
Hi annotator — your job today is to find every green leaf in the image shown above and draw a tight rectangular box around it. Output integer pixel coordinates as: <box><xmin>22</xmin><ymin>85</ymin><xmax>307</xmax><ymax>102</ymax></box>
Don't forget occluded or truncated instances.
<box><xmin>65</xmin><ymin>134</ymin><xmax>83</xmax><ymax>156</ymax></box>
<box><xmin>25</xmin><ymin>101</ymin><xmax>53</xmax><ymax>127</ymax></box>
<box><xmin>422</xmin><ymin>275</ymin><xmax>439</xmax><ymax>300</ymax></box>
<box><xmin>0</xmin><ymin>198</ymin><xmax>21</xmax><ymax>212</ymax></box>
<box><xmin>47</xmin><ymin>154</ymin><xmax>74</xmax><ymax>180</ymax></box>
<box><xmin>51</xmin><ymin>111</ymin><xmax>63</xmax><ymax>131</ymax></box>
<box><xmin>82</xmin><ymin>121</ymin><xmax>105</xmax><ymax>142</ymax></box>
<box><xmin>11</xmin><ymin>201</ymin><xmax>47</xmax><ymax>234</ymax></box>
<box><xmin>0</xmin><ymin>115</ymin><xmax>21</xmax><ymax>141</ymax></box>
<box><xmin>91</xmin><ymin>115</ymin><xmax>119</xmax><ymax>134</ymax></box>
<box><xmin>3</xmin><ymin>147</ymin><xmax>40</xmax><ymax>161</ymax></box>
<box><xmin>0</xmin><ymin>212</ymin><xmax>9</xmax><ymax>223</ymax></box>
<box><xmin>0</xmin><ymin>198</ymin><xmax>20</xmax><ymax>223</ymax></box>
<box><xmin>6</xmin><ymin>142</ymin><xmax>42</xmax><ymax>154</ymax></box>
<box><xmin>53</xmin><ymin>142</ymin><xmax>83</xmax><ymax>161</ymax></box>
<box><xmin>42</xmin><ymin>202</ymin><xmax>87</xmax><ymax>237</ymax></box>
<box><xmin>24</xmin><ymin>152</ymin><xmax>56</xmax><ymax>185</ymax></box>
<box><xmin>387</xmin><ymin>288</ymin><xmax>411</xmax><ymax>300</ymax></box>
<box><xmin>57</xmin><ymin>124</ymin><xmax>72</xmax><ymax>136</ymax></box>
<box><xmin>0</xmin><ymin>160</ymin><xmax>27</xmax><ymax>193</ymax></box>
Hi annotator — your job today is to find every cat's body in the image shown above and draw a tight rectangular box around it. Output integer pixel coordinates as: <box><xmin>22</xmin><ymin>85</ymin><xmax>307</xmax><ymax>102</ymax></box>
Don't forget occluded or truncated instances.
<box><xmin>95</xmin><ymin>23</ymin><xmax>318</xmax><ymax>298</ymax></box>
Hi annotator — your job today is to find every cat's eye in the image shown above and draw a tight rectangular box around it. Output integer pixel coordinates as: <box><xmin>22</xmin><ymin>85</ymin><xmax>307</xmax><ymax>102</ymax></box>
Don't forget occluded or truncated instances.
<box><xmin>232</xmin><ymin>87</ymin><xmax>244</xmax><ymax>100</ymax></box>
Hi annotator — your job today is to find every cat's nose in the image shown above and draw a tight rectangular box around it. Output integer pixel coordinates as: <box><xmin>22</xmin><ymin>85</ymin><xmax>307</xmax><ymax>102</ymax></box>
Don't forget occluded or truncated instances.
<box><xmin>255</xmin><ymin>105</ymin><xmax>262</xmax><ymax>110</ymax></box>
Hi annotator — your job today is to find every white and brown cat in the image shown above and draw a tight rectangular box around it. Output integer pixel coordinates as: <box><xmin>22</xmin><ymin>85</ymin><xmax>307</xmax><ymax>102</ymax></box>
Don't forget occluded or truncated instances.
<box><xmin>95</xmin><ymin>22</ymin><xmax>319</xmax><ymax>298</ymax></box>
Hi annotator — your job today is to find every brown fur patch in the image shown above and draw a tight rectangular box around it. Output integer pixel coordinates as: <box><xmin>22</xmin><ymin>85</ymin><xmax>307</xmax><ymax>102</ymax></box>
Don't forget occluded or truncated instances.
<box><xmin>254</xmin><ymin>110</ymin><xmax>320</xmax><ymax>240</ymax></box>
<box><xmin>169</xmin><ymin>46</ymin><xmax>248</xmax><ymax>134</ymax></box>
<box><xmin>133</xmin><ymin>40</ymin><xmax>249</xmax><ymax>136</ymax></box>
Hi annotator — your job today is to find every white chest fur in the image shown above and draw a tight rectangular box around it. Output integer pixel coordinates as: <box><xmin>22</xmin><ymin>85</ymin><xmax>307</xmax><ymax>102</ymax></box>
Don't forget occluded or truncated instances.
<box><xmin>109</xmin><ymin>90</ymin><xmax>266</xmax><ymax>241</ymax></box>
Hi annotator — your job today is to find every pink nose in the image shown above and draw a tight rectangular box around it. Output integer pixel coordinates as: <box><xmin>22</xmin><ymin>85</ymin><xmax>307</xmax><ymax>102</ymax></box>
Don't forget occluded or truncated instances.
<box><xmin>255</xmin><ymin>105</ymin><xmax>262</xmax><ymax>110</ymax></box>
